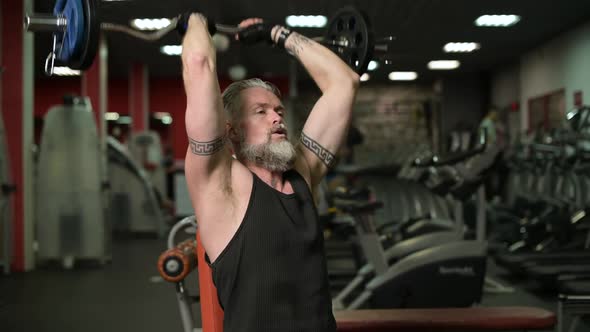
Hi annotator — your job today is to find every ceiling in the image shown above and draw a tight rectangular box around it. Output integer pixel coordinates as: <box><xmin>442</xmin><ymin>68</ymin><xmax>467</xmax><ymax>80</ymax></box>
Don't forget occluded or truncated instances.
<box><xmin>33</xmin><ymin>0</ymin><xmax>590</xmax><ymax>85</ymax></box>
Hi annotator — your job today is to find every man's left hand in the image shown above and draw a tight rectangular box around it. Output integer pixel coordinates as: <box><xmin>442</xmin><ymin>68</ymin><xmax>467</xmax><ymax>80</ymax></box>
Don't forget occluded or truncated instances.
<box><xmin>236</xmin><ymin>18</ymin><xmax>276</xmax><ymax>45</ymax></box>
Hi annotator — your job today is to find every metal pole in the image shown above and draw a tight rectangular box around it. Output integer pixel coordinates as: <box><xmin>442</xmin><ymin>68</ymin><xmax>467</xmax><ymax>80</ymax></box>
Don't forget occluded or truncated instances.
<box><xmin>23</xmin><ymin>0</ymin><xmax>36</xmax><ymax>271</ymax></box>
<box><xmin>476</xmin><ymin>185</ymin><xmax>486</xmax><ymax>242</ymax></box>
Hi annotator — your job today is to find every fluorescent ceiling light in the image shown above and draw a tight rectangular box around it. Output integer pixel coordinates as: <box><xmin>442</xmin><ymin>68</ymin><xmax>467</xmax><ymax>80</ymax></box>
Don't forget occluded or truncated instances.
<box><xmin>228</xmin><ymin>65</ymin><xmax>247</xmax><ymax>81</ymax></box>
<box><xmin>388</xmin><ymin>71</ymin><xmax>417</xmax><ymax>81</ymax></box>
<box><xmin>117</xmin><ymin>116</ymin><xmax>132</xmax><ymax>125</ymax></box>
<box><xmin>52</xmin><ymin>66</ymin><xmax>81</xmax><ymax>76</ymax></box>
<box><xmin>131</xmin><ymin>18</ymin><xmax>171</xmax><ymax>31</ymax></box>
<box><xmin>367</xmin><ymin>61</ymin><xmax>379</xmax><ymax>71</ymax></box>
<box><xmin>105</xmin><ymin>112</ymin><xmax>120</xmax><ymax>121</ymax></box>
<box><xmin>154</xmin><ymin>112</ymin><xmax>174</xmax><ymax>124</ymax></box>
<box><xmin>212</xmin><ymin>34</ymin><xmax>230</xmax><ymax>52</ymax></box>
<box><xmin>360</xmin><ymin>73</ymin><xmax>370</xmax><ymax>82</ymax></box>
<box><xmin>154</xmin><ymin>112</ymin><xmax>170</xmax><ymax>119</ymax></box>
<box><xmin>428</xmin><ymin>60</ymin><xmax>460</xmax><ymax>70</ymax></box>
<box><xmin>443</xmin><ymin>42</ymin><xmax>480</xmax><ymax>53</ymax></box>
<box><xmin>161</xmin><ymin>45</ymin><xmax>182</xmax><ymax>56</ymax></box>
<box><xmin>286</xmin><ymin>15</ymin><xmax>327</xmax><ymax>28</ymax></box>
<box><xmin>161</xmin><ymin>115</ymin><xmax>173</xmax><ymax>125</ymax></box>
<box><xmin>475</xmin><ymin>15</ymin><xmax>521</xmax><ymax>27</ymax></box>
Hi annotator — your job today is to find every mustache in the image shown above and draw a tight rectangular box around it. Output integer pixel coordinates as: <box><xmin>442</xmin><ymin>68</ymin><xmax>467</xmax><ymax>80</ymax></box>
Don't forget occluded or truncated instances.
<box><xmin>270</xmin><ymin>123</ymin><xmax>288</xmax><ymax>136</ymax></box>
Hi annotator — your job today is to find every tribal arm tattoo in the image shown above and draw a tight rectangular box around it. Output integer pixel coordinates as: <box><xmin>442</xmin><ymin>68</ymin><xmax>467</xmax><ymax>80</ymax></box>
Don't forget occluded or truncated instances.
<box><xmin>285</xmin><ymin>33</ymin><xmax>312</xmax><ymax>58</ymax></box>
<box><xmin>189</xmin><ymin>135</ymin><xmax>226</xmax><ymax>156</ymax></box>
<box><xmin>300</xmin><ymin>132</ymin><xmax>336</xmax><ymax>168</ymax></box>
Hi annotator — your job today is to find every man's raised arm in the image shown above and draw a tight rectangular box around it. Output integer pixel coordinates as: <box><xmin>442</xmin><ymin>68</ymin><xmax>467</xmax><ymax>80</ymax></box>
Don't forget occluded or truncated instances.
<box><xmin>278</xmin><ymin>28</ymin><xmax>360</xmax><ymax>187</ymax></box>
<box><xmin>182</xmin><ymin>14</ymin><xmax>231</xmax><ymax>206</ymax></box>
<box><xmin>182</xmin><ymin>14</ymin><xmax>231</xmax><ymax>186</ymax></box>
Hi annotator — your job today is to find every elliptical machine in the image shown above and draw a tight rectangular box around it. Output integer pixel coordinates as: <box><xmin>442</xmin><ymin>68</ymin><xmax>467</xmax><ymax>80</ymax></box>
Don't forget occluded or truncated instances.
<box><xmin>329</xmin><ymin>193</ymin><xmax>486</xmax><ymax>310</ymax></box>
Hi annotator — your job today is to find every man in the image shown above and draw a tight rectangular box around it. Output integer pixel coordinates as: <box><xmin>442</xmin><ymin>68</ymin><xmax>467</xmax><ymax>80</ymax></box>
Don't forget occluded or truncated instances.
<box><xmin>181</xmin><ymin>13</ymin><xmax>359</xmax><ymax>332</ymax></box>
<box><xmin>479</xmin><ymin>108</ymin><xmax>500</xmax><ymax>148</ymax></box>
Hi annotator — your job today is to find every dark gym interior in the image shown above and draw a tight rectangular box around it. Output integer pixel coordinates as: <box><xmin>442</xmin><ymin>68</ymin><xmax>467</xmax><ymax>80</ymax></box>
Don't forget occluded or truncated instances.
<box><xmin>2</xmin><ymin>0</ymin><xmax>590</xmax><ymax>331</ymax></box>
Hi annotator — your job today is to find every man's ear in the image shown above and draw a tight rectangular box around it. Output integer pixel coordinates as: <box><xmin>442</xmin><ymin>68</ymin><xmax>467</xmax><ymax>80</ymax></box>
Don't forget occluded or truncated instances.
<box><xmin>226</xmin><ymin>122</ymin><xmax>239</xmax><ymax>143</ymax></box>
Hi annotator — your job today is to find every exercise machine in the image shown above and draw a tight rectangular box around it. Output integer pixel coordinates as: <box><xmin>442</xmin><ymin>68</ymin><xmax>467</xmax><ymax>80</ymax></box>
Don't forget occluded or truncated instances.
<box><xmin>36</xmin><ymin>95</ymin><xmax>109</xmax><ymax>268</ymax></box>
<box><xmin>0</xmin><ymin>112</ymin><xmax>15</xmax><ymax>274</ymax></box>
<box><xmin>127</xmin><ymin>131</ymin><xmax>168</xmax><ymax>202</ymax></box>
<box><xmin>107</xmin><ymin>137</ymin><xmax>167</xmax><ymax>236</ymax></box>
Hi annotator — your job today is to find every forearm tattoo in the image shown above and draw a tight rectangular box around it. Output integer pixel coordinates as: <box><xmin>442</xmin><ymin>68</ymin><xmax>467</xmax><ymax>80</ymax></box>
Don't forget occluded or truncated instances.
<box><xmin>189</xmin><ymin>135</ymin><xmax>226</xmax><ymax>156</ymax></box>
<box><xmin>300</xmin><ymin>132</ymin><xmax>335</xmax><ymax>168</ymax></box>
<box><xmin>286</xmin><ymin>33</ymin><xmax>312</xmax><ymax>57</ymax></box>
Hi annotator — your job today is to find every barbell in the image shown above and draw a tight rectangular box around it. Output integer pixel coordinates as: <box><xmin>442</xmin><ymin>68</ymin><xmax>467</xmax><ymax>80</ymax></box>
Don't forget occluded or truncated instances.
<box><xmin>24</xmin><ymin>0</ymin><xmax>390</xmax><ymax>76</ymax></box>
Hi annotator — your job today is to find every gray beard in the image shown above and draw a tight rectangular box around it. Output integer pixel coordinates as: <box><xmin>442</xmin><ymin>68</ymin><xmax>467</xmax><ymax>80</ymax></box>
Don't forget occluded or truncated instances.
<box><xmin>237</xmin><ymin>134</ymin><xmax>296</xmax><ymax>172</ymax></box>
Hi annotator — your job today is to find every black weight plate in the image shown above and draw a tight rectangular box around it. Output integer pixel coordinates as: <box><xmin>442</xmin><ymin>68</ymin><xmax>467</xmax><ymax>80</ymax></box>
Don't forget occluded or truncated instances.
<box><xmin>324</xmin><ymin>6</ymin><xmax>374</xmax><ymax>74</ymax></box>
<box><xmin>68</xmin><ymin>0</ymin><xmax>99</xmax><ymax>70</ymax></box>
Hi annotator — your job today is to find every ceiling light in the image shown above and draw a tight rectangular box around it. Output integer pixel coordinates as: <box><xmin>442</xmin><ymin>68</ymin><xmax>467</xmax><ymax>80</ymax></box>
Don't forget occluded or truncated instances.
<box><xmin>228</xmin><ymin>65</ymin><xmax>247</xmax><ymax>81</ymax></box>
<box><xmin>131</xmin><ymin>18</ymin><xmax>171</xmax><ymax>31</ymax></box>
<box><xmin>212</xmin><ymin>34</ymin><xmax>230</xmax><ymax>52</ymax></box>
<box><xmin>286</xmin><ymin>15</ymin><xmax>327</xmax><ymax>28</ymax></box>
<box><xmin>475</xmin><ymin>15</ymin><xmax>521</xmax><ymax>27</ymax></box>
<box><xmin>367</xmin><ymin>61</ymin><xmax>379</xmax><ymax>71</ymax></box>
<box><xmin>427</xmin><ymin>60</ymin><xmax>460</xmax><ymax>70</ymax></box>
<box><xmin>117</xmin><ymin>116</ymin><xmax>132</xmax><ymax>125</ymax></box>
<box><xmin>52</xmin><ymin>66</ymin><xmax>81</xmax><ymax>76</ymax></box>
<box><xmin>388</xmin><ymin>71</ymin><xmax>417</xmax><ymax>81</ymax></box>
<box><xmin>360</xmin><ymin>73</ymin><xmax>370</xmax><ymax>82</ymax></box>
<box><xmin>105</xmin><ymin>112</ymin><xmax>120</xmax><ymax>121</ymax></box>
<box><xmin>443</xmin><ymin>42</ymin><xmax>480</xmax><ymax>53</ymax></box>
<box><xmin>161</xmin><ymin>45</ymin><xmax>182</xmax><ymax>56</ymax></box>
<box><xmin>154</xmin><ymin>112</ymin><xmax>170</xmax><ymax>119</ymax></box>
<box><xmin>161</xmin><ymin>115</ymin><xmax>173</xmax><ymax>125</ymax></box>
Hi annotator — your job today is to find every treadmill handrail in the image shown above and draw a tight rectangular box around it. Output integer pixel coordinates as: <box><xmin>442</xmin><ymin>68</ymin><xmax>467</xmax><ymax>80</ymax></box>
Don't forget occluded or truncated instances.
<box><xmin>412</xmin><ymin>128</ymin><xmax>488</xmax><ymax>167</ymax></box>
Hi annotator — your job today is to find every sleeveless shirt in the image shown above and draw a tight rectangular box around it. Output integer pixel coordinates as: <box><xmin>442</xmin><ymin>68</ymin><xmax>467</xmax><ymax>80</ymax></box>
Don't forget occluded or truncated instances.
<box><xmin>207</xmin><ymin>169</ymin><xmax>336</xmax><ymax>332</ymax></box>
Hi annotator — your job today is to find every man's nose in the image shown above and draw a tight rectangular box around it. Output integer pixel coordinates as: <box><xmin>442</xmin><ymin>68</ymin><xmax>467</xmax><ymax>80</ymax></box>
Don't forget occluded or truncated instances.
<box><xmin>270</xmin><ymin>110</ymin><xmax>282</xmax><ymax>124</ymax></box>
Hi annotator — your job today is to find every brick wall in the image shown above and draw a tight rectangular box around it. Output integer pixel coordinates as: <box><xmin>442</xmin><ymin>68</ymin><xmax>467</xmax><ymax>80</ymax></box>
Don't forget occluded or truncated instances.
<box><xmin>291</xmin><ymin>84</ymin><xmax>437</xmax><ymax>167</ymax></box>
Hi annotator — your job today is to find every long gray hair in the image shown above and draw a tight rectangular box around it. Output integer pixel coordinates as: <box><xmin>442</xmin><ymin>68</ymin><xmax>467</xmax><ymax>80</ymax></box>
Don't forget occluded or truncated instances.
<box><xmin>221</xmin><ymin>78</ymin><xmax>281</xmax><ymax>125</ymax></box>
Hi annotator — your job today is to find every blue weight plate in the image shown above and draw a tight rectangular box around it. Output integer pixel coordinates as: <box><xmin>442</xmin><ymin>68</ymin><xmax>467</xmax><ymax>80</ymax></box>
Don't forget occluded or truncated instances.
<box><xmin>68</xmin><ymin>0</ymin><xmax>99</xmax><ymax>70</ymax></box>
<box><xmin>54</xmin><ymin>0</ymin><xmax>85</xmax><ymax>62</ymax></box>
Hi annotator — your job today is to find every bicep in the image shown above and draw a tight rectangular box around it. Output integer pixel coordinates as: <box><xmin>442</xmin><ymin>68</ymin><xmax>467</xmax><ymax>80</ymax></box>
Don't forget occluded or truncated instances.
<box><xmin>297</xmin><ymin>93</ymin><xmax>354</xmax><ymax>185</ymax></box>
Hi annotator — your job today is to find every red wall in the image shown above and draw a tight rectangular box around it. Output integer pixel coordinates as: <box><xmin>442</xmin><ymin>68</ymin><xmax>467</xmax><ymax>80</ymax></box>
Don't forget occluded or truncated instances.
<box><xmin>35</xmin><ymin>76</ymin><xmax>289</xmax><ymax>160</ymax></box>
<box><xmin>149</xmin><ymin>78</ymin><xmax>186</xmax><ymax>159</ymax></box>
<box><xmin>35</xmin><ymin>77</ymin><xmax>130</xmax><ymax>116</ymax></box>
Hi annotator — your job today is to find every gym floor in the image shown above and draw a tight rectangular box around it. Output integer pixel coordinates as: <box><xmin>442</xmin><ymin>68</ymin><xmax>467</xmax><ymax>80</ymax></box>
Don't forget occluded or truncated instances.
<box><xmin>1</xmin><ymin>236</ymin><xmax>588</xmax><ymax>332</ymax></box>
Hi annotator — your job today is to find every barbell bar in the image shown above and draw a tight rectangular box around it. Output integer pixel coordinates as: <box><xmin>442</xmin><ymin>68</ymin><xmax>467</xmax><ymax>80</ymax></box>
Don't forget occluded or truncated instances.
<box><xmin>24</xmin><ymin>14</ymin><xmax>68</xmax><ymax>32</ymax></box>
<box><xmin>24</xmin><ymin>0</ymin><xmax>390</xmax><ymax>76</ymax></box>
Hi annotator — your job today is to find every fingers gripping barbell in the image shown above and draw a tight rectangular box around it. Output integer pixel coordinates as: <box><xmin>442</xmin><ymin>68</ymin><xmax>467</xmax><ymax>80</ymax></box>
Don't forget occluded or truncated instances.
<box><xmin>24</xmin><ymin>0</ymin><xmax>390</xmax><ymax>76</ymax></box>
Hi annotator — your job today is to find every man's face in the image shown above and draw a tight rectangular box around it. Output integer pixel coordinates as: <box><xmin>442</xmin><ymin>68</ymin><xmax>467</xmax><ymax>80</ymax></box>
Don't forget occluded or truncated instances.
<box><xmin>231</xmin><ymin>87</ymin><xmax>296</xmax><ymax>171</ymax></box>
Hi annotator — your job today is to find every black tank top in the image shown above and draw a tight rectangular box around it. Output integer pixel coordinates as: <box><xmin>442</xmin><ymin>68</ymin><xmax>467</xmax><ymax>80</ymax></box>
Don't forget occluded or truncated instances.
<box><xmin>207</xmin><ymin>170</ymin><xmax>336</xmax><ymax>332</ymax></box>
